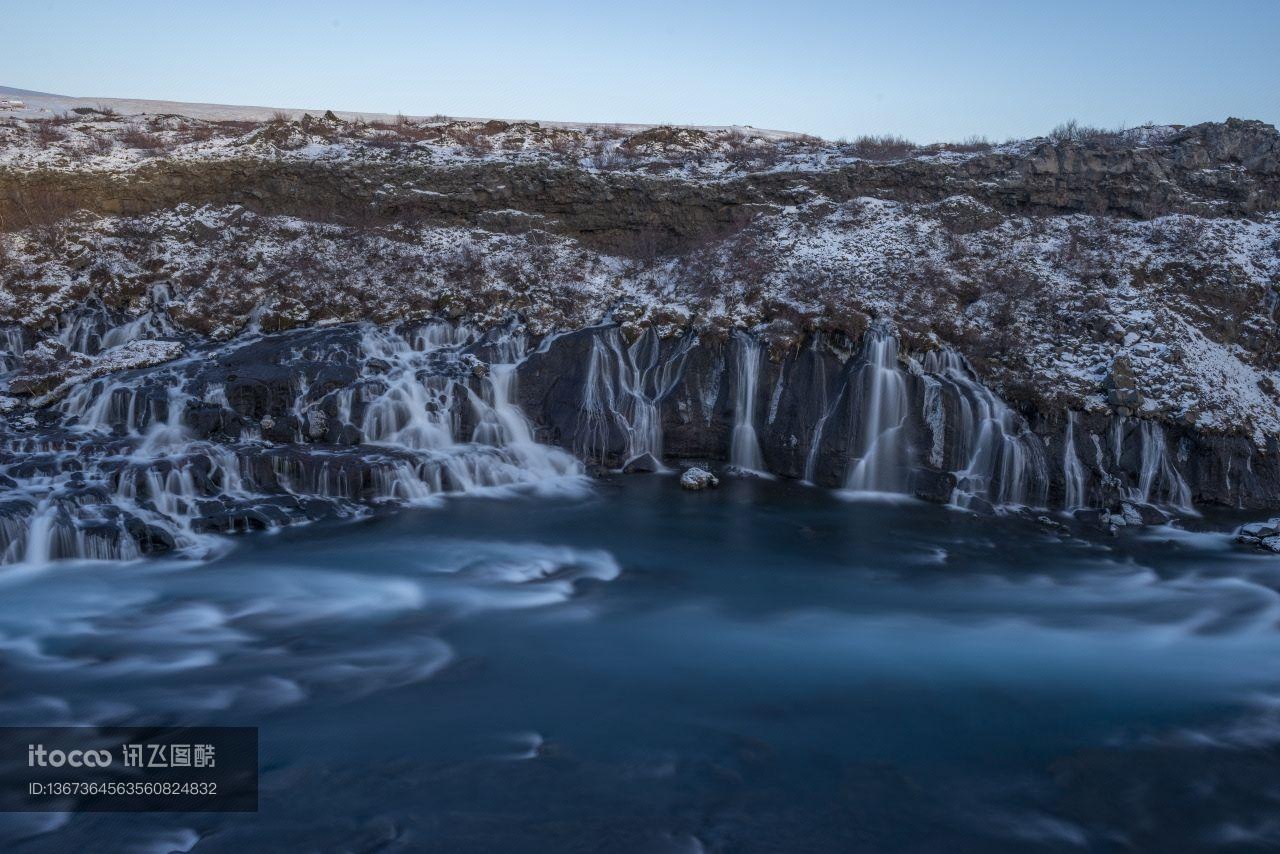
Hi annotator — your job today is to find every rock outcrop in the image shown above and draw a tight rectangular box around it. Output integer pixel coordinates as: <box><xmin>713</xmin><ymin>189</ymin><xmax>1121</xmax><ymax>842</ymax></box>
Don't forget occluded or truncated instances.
<box><xmin>680</xmin><ymin>467</ymin><xmax>719</xmax><ymax>490</ymax></box>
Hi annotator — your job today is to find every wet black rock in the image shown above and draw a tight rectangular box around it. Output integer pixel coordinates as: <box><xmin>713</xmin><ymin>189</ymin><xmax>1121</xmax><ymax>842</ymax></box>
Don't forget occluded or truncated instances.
<box><xmin>622</xmin><ymin>453</ymin><xmax>661</xmax><ymax>474</ymax></box>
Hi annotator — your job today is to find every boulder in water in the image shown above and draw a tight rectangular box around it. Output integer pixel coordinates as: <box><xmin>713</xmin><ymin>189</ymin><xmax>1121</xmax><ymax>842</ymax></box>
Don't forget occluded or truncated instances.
<box><xmin>1109</xmin><ymin>500</ymin><xmax>1169</xmax><ymax>527</ymax></box>
<box><xmin>680</xmin><ymin>467</ymin><xmax>719</xmax><ymax>490</ymax></box>
<box><xmin>1236</xmin><ymin>517</ymin><xmax>1280</xmax><ymax>552</ymax></box>
<box><xmin>1239</xmin><ymin>518</ymin><xmax>1280</xmax><ymax>539</ymax></box>
<box><xmin>623</xmin><ymin>453</ymin><xmax>661</xmax><ymax>474</ymax></box>
<box><xmin>123</xmin><ymin>516</ymin><xmax>177</xmax><ymax>555</ymax></box>
<box><xmin>909</xmin><ymin>468</ymin><xmax>957</xmax><ymax>504</ymax></box>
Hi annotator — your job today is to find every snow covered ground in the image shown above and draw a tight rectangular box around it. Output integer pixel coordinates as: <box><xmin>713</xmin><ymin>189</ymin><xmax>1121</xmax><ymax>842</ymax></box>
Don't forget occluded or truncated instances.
<box><xmin>2</xmin><ymin>199</ymin><xmax>1277</xmax><ymax>442</ymax></box>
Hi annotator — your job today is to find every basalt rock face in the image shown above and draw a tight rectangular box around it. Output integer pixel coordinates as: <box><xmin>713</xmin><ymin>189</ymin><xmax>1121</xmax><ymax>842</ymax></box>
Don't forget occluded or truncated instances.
<box><xmin>0</xmin><ymin>316</ymin><xmax>1279</xmax><ymax>567</ymax></box>
<box><xmin>514</xmin><ymin>324</ymin><xmax>1280</xmax><ymax>509</ymax></box>
<box><xmin>514</xmin><ymin>323</ymin><xmax>1280</xmax><ymax>514</ymax></box>
<box><xmin>392</xmin><ymin>321</ymin><xmax>1262</xmax><ymax>514</ymax></box>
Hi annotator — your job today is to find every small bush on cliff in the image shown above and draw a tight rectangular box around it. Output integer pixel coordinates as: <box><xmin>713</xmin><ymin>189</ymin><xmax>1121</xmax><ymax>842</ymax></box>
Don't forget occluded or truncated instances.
<box><xmin>934</xmin><ymin>135</ymin><xmax>993</xmax><ymax>153</ymax></box>
<box><xmin>588</xmin><ymin>140</ymin><xmax>630</xmax><ymax>171</ymax></box>
<box><xmin>30</xmin><ymin>120</ymin><xmax>65</xmax><ymax>148</ymax></box>
<box><xmin>119</xmin><ymin>124</ymin><xmax>167</xmax><ymax>151</ymax></box>
<box><xmin>847</xmin><ymin>134</ymin><xmax>916</xmax><ymax>160</ymax></box>
<box><xmin>1049</xmin><ymin>119</ymin><xmax>1124</xmax><ymax>145</ymax></box>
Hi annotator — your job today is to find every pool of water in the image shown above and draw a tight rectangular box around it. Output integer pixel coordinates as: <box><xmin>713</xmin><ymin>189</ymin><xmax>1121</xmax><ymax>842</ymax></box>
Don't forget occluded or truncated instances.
<box><xmin>2</xmin><ymin>475</ymin><xmax>1279</xmax><ymax>852</ymax></box>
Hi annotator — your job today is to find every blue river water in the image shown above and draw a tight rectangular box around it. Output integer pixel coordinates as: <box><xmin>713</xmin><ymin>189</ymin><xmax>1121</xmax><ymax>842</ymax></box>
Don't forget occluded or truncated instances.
<box><xmin>2</xmin><ymin>474</ymin><xmax>1279</xmax><ymax>852</ymax></box>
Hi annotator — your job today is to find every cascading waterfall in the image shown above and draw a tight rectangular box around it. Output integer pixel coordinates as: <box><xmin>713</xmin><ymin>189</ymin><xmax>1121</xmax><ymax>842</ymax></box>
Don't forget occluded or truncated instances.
<box><xmin>1</xmin><ymin>303</ymin><xmax>1214</xmax><ymax>568</ymax></box>
<box><xmin>0</xmin><ymin>319</ymin><xmax>585</xmax><ymax>568</ymax></box>
<box><xmin>802</xmin><ymin>334</ymin><xmax>839</xmax><ymax>484</ymax></box>
<box><xmin>1129</xmin><ymin>418</ymin><xmax>1193</xmax><ymax>510</ymax></box>
<box><xmin>577</xmin><ymin>327</ymin><xmax>693</xmax><ymax>468</ymax></box>
<box><xmin>1062</xmin><ymin>410</ymin><xmax>1087</xmax><ymax>509</ymax></box>
<box><xmin>921</xmin><ymin>349</ymin><xmax>1047</xmax><ymax>509</ymax></box>
<box><xmin>729</xmin><ymin>333</ymin><xmax>766</xmax><ymax>473</ymax></box>
<box><xmin>469</xmin><ymin>341</ymin><xmax>581</xmax><ymax>483</ymax></box>
<box><xmin>20</xmin><ymin>494</ymin><xmax>57</xmax><ymax>566</ymax></box>
<box><xmin>844</xmin><ymin>327</ymin><xmax>910</xmax><ymax>493</ymax></box>
<box><xmin>55</xmin><ymin>286</ymin><xmax>177</xmax><ymax>356</ymax></box>
<box><xmin>920</xmin><ymin>375</ymin><xmax>946</xmax><ymax>470</ymax></box>
<box><xmin>136</xmin><ymin>378</ymin><xmax>193</xmax><ymax>456</ymax></box>
<box><xmin>355</xmin><ymin>323</ymin><xmax>581</xmax><ymax>499</ymax></box>
<box><xmin>1</xmin><ymin>327</ymin><xmax>24</xmax><ymax>373</ymax></box>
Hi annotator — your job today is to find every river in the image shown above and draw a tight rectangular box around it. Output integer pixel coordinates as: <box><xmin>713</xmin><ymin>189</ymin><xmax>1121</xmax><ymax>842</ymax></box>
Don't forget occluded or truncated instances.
<box><xmin>1</xmin><ymin>475</ymin><xmax>1277</xmax><ymax>851</ymax></box>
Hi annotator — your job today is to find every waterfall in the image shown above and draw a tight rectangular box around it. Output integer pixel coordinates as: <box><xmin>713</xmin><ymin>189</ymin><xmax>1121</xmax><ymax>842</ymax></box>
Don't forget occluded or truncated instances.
<box><xmin>577</xmin><ymin>327</ymin><xmax>693</xmax><ymax>469</ymax></box>
<box><xmin>21</xmin><ymin>495</ymin><xmax>57</xmax><ymax>566</ymax></box>
<box><xmin>357</xmin><ymin>323</ymin><xmax>581</xmax><ymax>499</ymax></box>
<box><xmin>729</xmin><ymin>333</ymin><xmax>766</xmax><ymax>473</ymax></box>
<box><xmin>0</xmin><ymin>319</ymin><xmax>585</xmax><ymax>568</ymax></box>
<box><xmin>921</xmin><ymin>375</ymin><xmax>946</xmax><ymax>470</ymax></box>
<box><xmin>922</xmin><ymin>349</ymin><xmax>1047</xmax><ymax>509</ymax></box>
<box><xmin>1063</xmin><ymin>411</ymin><xmax>1087</xmax><ymax>509</ymax></box>
<box><xmin>801</xmin><ymin>335</ymin><xmax>839</xmax><ymax>484</ymax></box>
<box><xmin>844</xmin><ymin>327</ymin><xmax>910</xmax><ymax>493</ymax></box>
<box><xmin>471</xmin><ymin>361</ymin><xmax>580</xmax><ymax>482</ymax></box>
<box><xmin>1</xmin><ymin>327</ymin><xmax>24</xmax><ymax>373</ymax></box>
<box><xmin>1130</xmin><ymin>419</ymin><xmax>1193</xmax><ymax>510</ymax></box>
<box><xmin>135</xmin><ymin>379</ymin><xmax>192</xmax><ymax>457</ymax></box>
<box><xmin>55</xmin><ymin>286</ymin><xmax>176</xmax><ymax>356</ymax></box>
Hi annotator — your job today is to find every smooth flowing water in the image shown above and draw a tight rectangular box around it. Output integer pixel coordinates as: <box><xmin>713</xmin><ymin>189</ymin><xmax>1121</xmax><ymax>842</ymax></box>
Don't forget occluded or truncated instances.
<box><xmin>845</xmin><ymin>328</ymin><xmax>909</xmax><ymax>494</ymax></box>
<box><xmin>1</xmin><ymin>477</ymin><xmax>1278</xmax><ymax>852</ymax></box>
<box><xmin>730</xmin><ymin>333</ymin><xmax>766</xmax><ymax>474</ymax></box>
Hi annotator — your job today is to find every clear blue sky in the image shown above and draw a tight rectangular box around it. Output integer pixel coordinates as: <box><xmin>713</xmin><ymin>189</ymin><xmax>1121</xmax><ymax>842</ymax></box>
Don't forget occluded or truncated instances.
<box><xmin>5</xmin><ymin>0</ymin><xmax>1278</xmax><ymax>141</ymax></box>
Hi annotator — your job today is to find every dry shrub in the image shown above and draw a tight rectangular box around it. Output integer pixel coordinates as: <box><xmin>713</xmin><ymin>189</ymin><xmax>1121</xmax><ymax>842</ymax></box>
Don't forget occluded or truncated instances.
<box><xmin>934</xmin><ymin>135</ymin><xmax>993</xmax><ymax>153</ymax></box>
<box><xmin>212</xmin><ymin>119</ymin><xmax>259</xmax><ymax>136</ymax></box>
<box><xmin>119</xmin><ymin>124</ymin><xmax>167</xmax><ymax>150</ymax></box>
<box><xmin>364</xmin><ymin>118</ymin><xmax>434</xmax><ymax>144</ymax></box>
<box><xmin>588</xmin><ymin>139</ymin><xmax>631</xmax><ymax>170</ymax></box>
<box><xmin>31</xmin><ymin>120</ymin><xmax>66</xmax><ymax>148</ymax></box>
<box><xmin>1049</xmin><ymin>119</ymin><xmax>1123</xmax><ymax>145</ymax></box>
<box><xmin>87</xmin><ymin>132</ymin><xmax>114</xmax><ymax>155</ymax></box>
<box><xmin>443</xmin><ymin>245</ymin><xmax>486</xmax><ymax>290</ymax></box>
<box><xmin>549</xmin><ymin>134</ymin><xmax>578</xmax><ymax>157</ymax></box>
<box><xmin>848</xmin><ymin>134</ymin><xmax>916</xmax><ymax>160</ymax></box>
<box><xmin>0</xmin><ymin>186</ymin><xmax>80</xmax><ymax>253</ymax></box>
<box><xmin>184</xmin><ymin>123</ymin><xmax>214</xmax><ymax>143</ymax></box>
<box><xmin>364</xmin><ymin>133</ymin><xmax>401</xmax><ymax>150</ymax></box>
<box><xmin>453</xmin><ymin>126</ymin><xmax>492</xmax><ymax>155</ymax></box>
<box><xmin>725</xmin><ymin>138</ymin><xmax>780</xmax><ymax>170</ymax></box>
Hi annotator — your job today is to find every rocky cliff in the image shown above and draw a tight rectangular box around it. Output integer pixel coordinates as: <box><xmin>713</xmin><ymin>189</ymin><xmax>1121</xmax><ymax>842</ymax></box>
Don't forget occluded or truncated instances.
<box><xmin>0</xmin><ymin>110</ymin><xmax>1278</xmax><ymax>562</ymax></box>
